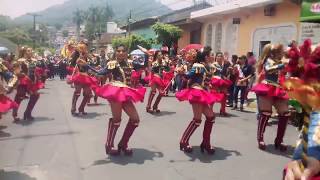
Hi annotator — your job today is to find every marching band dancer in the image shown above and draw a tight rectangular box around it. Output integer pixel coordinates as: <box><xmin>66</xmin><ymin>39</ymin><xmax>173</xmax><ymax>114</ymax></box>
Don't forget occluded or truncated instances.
<box><xmin>12</xmin><ymin>47</ymin><xmax>44</xmax><ymax>121</ymax></box>
<box><xmin>283</xmin><ymin>39</ymin><xmax>320</xmax><ymax>180</ymax></box>
<box><xmin>130</xmin><ymin>53</ymin><xmax>148</xmax><ymax>88</ymax></box>
<box><xmin>146</xmin><ymin>50</ymin><xmax>170</xmax><ymax>113</ymax></box>
<box><xmin>251</xmin><ymin>44</ymin><xmax>290</xmax><ymax>151</ymax></box>
<box><xmin>0</xmin><ymin>60</ymin><xmax>19</xmax><ymax>119</ymax></box>
<box><xmin>210</xmin><ymin>52</ymin><xmax>232</xmax><ymax>116</ymax></box>
<box><xmin>88</xmin><ymin>54</ymin><xmax>101</xmax><ymax>104</ymax></box>
<box><xmin>176</xmin><ymin>48</ymin><xmax>221</xmax><ymax>154</ymax></box>
<box><xmin>90</xmin><ymin>44</ymin><xmax>146</xmax><ymax>156</ymax></box>
<box><xmin>69</xmin><ymin>41</ymin><xmax>97</xmax><ymax>116</ymax></box>
<box><xmin>162</xmin><ymin>58</ymin><xmax>175</xmax><ymax>96</ymax></box>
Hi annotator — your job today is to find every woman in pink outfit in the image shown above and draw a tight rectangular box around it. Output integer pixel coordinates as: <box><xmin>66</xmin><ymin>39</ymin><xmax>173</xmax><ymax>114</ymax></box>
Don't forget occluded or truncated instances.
<box><xmin>176</xmin><ymin>47</ymin><xmax>220</xmax><ymax>154</ymax></box>
<box><xmin>92</xmin><ymin>44</ymin><xmax>146</xmax><ymax>156</ymax></box>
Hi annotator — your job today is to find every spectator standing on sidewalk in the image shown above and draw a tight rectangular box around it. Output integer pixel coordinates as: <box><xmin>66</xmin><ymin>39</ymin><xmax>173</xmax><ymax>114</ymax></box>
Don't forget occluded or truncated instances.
<box><xmin>245</xmin><ymin>52</ymin><xmax>256</xmax><ymax>101</ymax></box>
<box><xmin>232</xmin><ymin>55</ymin><xmax>254</xmax><ymax>111</ymax></box>
<box><xmin>227</xmin><ymin>55</ymin><xmax>239</xmax><ymax>107</ymax></box>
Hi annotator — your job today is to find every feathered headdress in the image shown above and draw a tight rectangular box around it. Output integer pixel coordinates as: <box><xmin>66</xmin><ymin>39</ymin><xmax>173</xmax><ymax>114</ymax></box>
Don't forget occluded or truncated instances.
<box><xmin>76</xmin><ymin>40</ymin><xmax>88</xmax><ymax>54</ymax></box>
<box><xmin>61</xmin><ymin>39</ymin><xmax>76</xmax><ymax>58</ymax></box>
<box><xmin>284</xmin><ymin>39</ymin><xmax>320</xmax><ymax>109</ymax></box>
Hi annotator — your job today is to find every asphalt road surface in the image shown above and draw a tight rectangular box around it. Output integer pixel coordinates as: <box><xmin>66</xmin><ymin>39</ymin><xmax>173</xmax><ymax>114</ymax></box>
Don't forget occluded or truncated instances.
<box><xmin>0</xmin><ymin>79</ymin><xmax>299</xmax><ymax>180</ymax></box>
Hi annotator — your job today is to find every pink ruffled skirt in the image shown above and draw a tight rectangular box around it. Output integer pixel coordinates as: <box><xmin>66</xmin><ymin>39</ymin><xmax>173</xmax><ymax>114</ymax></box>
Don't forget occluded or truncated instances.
<box><xmin>149</xmin><ymin>75</ymin><xmax>165</xmax><ymax>89</ymax></box>
<box><xmin>211</xmin><ymin>77</ymin><xmax>232</xmax><ymax>88</ymax></box>
<box><xmin>162</xmin><ymin>72</ymin><xmax>174</xmax><ymax>87</ymax></box>
<box><xmin>69</xmin><ymin>73</ymin><xmax>98</xmax><ymax>87</ymax></box>
<box><xmin>66</xmin><ymin>66</ymin><xmax>75</xmax><ymax>75</ymax></box>
<box><xmin>176</xmin><ymin>88</ymin><xmax>220</xmax><ymax>105</ymax></box>
<box><xmin>19</xmin><ymin>76</ymin><xmax>44</xmax><ymax>92</ymax></box>
<box><xmin>29</xmin><ymin>81</ymin><xmax>45</xmax><ymax>92</ymax></box>
<box><xmin>0</xmin><ymin>95</ymin><xmax>18</xmax><ymax>113</ymax></box>
<box><xmin>94</xmin><ymin>84</ymin><xmax>146</xmax><ymax>103</ymax></box>
<box><xmin>251</xmin><ymin>83</ymin><xmax>288</xmax><ymax>99</ymax></box>
<box><xmin>131</xmin><ymin>70</ymin><xmax>142</xmax><ymax>80</ymax></box>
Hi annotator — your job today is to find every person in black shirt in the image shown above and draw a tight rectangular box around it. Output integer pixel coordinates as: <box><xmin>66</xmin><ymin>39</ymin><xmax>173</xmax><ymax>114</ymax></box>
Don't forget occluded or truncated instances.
<box><xmin>233</xmin><ymin>55</ymin><xmax>254</xmax><ymax>111</ymax></box>
<box><xmin>59</xmin><ymin>58</ymin><xmax>68</xmax><ymax>80</ymax></box>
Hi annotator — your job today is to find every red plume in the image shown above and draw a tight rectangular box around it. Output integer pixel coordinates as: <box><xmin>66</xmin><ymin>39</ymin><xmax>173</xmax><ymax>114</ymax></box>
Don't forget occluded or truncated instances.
<box><xmin>310</xmin><ymin>46</ymin><xmax>320</xmax><ymax>63</ymax></box>
<box><xmin>299</xmin><ymin>39</ymin><xmax>312</xmax><ymax>61</ymax></box>
<box><xmin>304</xmin><ymin>46</ymin><xmax>320</xmax><ymax>81</ymax></box>
<box><xmin>287</xmin><ymin>46</ymin><xmax>300</xmax><ymax>74</ymax></box>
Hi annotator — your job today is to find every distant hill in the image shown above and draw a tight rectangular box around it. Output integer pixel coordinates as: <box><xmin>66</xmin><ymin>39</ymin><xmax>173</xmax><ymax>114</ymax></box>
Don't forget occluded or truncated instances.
<box><xmin>0</xmin><ymin>37</ymin><xmax>18</xmax><ymax>53</ymax></box>
<box><xmin>14</xmin><ymin>0</ymin><xmax>172</xmax><ymax>25</ymax></box>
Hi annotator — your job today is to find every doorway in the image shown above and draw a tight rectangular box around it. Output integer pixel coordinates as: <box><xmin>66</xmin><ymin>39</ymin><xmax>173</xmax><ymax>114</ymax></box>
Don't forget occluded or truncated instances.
<box><xmin>190</xmin><ymin>28</ymin><xmax>201</xmax><ymax>44</ymax></box>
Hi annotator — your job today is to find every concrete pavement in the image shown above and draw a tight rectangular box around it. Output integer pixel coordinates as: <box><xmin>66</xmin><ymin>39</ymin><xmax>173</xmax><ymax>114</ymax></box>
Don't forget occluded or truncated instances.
<box><xmin>0</xmin><ymin>79</ymin><xmax>299</xmax><ymax>180</ymax></box>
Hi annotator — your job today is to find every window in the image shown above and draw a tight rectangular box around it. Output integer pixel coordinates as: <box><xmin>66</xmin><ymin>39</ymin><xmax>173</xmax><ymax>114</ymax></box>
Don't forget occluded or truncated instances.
<box><xmin>205</xmin><ymin>24</ymin><xmax>213</xmax><ymax>47</ymax></box>
<box><xmin>215</xmin><ymin>23</ymin><xmax>222</xmax><ymax>52</ymax></box>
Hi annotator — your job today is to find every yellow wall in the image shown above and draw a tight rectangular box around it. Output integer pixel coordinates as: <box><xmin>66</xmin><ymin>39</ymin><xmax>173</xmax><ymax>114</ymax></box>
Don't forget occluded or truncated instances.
<box><xmin>237</xmin><ymin>0</ymin><xmax>300</xmax><ymax>55</ymax></box>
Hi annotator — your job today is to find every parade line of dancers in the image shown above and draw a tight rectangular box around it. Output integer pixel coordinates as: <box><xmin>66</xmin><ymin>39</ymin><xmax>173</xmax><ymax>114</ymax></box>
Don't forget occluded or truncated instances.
<box><xmin>0</xmin><ymin>39</ymin><xmax>319</xmax><ymax>179</ymax></box>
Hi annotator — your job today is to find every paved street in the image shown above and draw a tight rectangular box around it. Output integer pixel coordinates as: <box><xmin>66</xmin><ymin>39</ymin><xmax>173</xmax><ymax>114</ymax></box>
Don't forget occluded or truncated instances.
<box><xmin>0</xmin><ymin>79</ymin><xmax>298</xmax><ymax>180</ymax></box>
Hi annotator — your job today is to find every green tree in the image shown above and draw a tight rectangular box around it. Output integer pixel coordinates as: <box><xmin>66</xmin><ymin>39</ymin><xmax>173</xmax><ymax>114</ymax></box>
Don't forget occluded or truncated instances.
<box><xmin>54</xmin><ymin>23</ymin><xmax>63</xmax><ymax>30</ymax></box>
<box><xmin>84</xmin><ymin>6</ymin><xmax>101</xmax><ymax>42</ymax></box>
<box><xmin>112</xmin><ymin>34</ymin><xmax>152</xmax><ymax>52</ymax></box>
<box><xmin>152</xmin><ymin>22</ymin><xmax>182</xmax><ymax>47</ymax></box>
<box><xmin>72</xmin><ymin>8</ymin><xmax>84</xmax><ymax>39</ymax></box>
<box><xmin>0</xmin><ymin>15</ymin><xmax>12</xmax><ymax>32</ymax></box>
<box><xmin>37</xmin><ymin>24</ymin><xmax>49</xmax><ymax>46</ymax></box>
<box><xmin>0</xmin><ymin>28</ymin><xmax>32</xmax><ymax>46</ymax></box>
<box><xmin>82</xmin><ymin>5</ymin><xmax>115</xmax><ymax>43</ymax></box>
<box><xmin>62</xmin><ymin>30</ymin><xmax>69</xmax><ymax>37</ymax></box>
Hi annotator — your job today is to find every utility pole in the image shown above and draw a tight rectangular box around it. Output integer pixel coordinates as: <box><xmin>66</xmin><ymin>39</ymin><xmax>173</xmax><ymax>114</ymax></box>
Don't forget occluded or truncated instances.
<box><xmin>27</xmin><ymin>13</ymin><xmax>41</xmax><ymax>49</ymax></box>
<box><xmin>105</xmin><ymin>0</ymin><xmax>108</xmax><ymax>34</ymax></box>
<box><xmin>127</xmin><ymin>10</ymin><xmax>132</xmax><ymax>36</ymax></box>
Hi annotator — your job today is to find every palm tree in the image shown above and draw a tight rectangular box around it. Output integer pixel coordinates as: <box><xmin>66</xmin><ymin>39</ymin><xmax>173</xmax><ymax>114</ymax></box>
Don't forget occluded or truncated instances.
<box><xmin>72</xmin><ymin>8</ymin><xmax>84</xmax><ymax>40</ymax></box>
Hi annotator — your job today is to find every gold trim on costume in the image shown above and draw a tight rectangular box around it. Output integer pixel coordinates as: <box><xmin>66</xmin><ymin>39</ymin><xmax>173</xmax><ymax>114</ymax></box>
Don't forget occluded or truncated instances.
<box><xmin>191</xmin><ymin>84</ymin><xmax>204</xmax><ymax>90</ymax></box>
<box><xmin>110</xmin><ymin>81</ymin><xmax>129</xmax><ymax>88</ymax></box>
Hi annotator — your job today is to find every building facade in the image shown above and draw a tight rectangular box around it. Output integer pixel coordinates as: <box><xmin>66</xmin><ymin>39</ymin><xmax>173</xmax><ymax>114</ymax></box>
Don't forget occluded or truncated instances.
<box><xmin>159</xmin><ymin>2</ymin><xmax>212</xmax><ymax>50</ymax></box>
<box><xmin>192</xmin><ymin>0</ymin><xmax>301</xmax><ymax>57</ymax></box>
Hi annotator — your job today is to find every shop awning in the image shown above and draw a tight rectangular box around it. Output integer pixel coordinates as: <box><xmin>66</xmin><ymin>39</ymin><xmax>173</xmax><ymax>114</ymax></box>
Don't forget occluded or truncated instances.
<box><xmin>301</xmin><ymin>1</ymin><xmax>320</xmax><ymax>22</ymax></box>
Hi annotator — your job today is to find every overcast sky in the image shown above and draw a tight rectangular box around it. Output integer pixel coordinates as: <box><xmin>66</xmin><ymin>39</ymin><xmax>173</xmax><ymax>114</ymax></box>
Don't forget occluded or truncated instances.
<box><xmin>0</xmin><ymin>0</ymin><xmax>194</xmax><ymax>18</ymax></box>
<box><xmin>0</xmin><ymin>0</ymin><xmax>67</xmax><ymax>18</ymax></box>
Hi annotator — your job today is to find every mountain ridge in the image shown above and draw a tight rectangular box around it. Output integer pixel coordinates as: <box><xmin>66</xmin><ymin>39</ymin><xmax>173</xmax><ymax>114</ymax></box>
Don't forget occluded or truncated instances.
<box><xmin>14</xmin><ymin>0</ymin><xmax>172</xmax><ymax>25</ymax></box>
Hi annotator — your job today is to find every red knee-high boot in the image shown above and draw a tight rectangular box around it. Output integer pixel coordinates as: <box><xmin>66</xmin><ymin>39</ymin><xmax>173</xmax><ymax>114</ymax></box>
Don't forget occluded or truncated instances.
<box><xmin>118</xmin><ymin>120</ymin><xmax>139</xmax><ymax>156</ymax></box>
<box><xmin>94</xmin><ymin>95</ymin><xmax>98</xmax><ymax>104</ymax></box>
<box><xmin>12</xmin><ymin>95</ymin><xmax>24</xmax><ymax>121</ymax></box>
<box><xmin>152</xmin><ymin>94</ymin><xmax>163</xmax><ymax>113</ymax></box>
<box><xmin>275</xmin><ymin>114</ymin><xmax>289</xmax><ymax>152</ymax></box>
<box><xmin>78</xmin><ymin>95</ymin><xmax>91</xmax><ymax>115</ymax></box>
<box><xmin>105</xmin><ymin>118</ymin><xmax>120</xmax><ymax>156</ymax></box>
<box><xmin>180</xmin><ymin>118</ymin><xmax>201</xmax><ymax>153</ymax></box>
<box><xmin>201</xmin><ymin>116</ymin><xmax>216</xmax><ymax>154</ymax></box>
<box><xmin>71</xmin><ymin>93</ymin><xmax>80</xmax><ymax>115</ymax></box>
<box><xmin>12</xmin><ymin>86</ymin><xmax>27</xmax><ymax>121</ymax></box>
<box><xmin>146</xmin><ymin>90</ymin><xmax>156</xmax><ymax>113</ymax></box>
<box><xmin>220</xmin><ymin>93</ymin><xmax>227</xmax><ymax>116</ymax></box>
<box><xmin>23</xmin><ymin>94</ymin><xmax>40</xmax><ymax>120</ymax></box>
<box><xmin>257</xmin><ymin>112</ymin><xmax>270</xmax><ymax>150</ymax></box>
